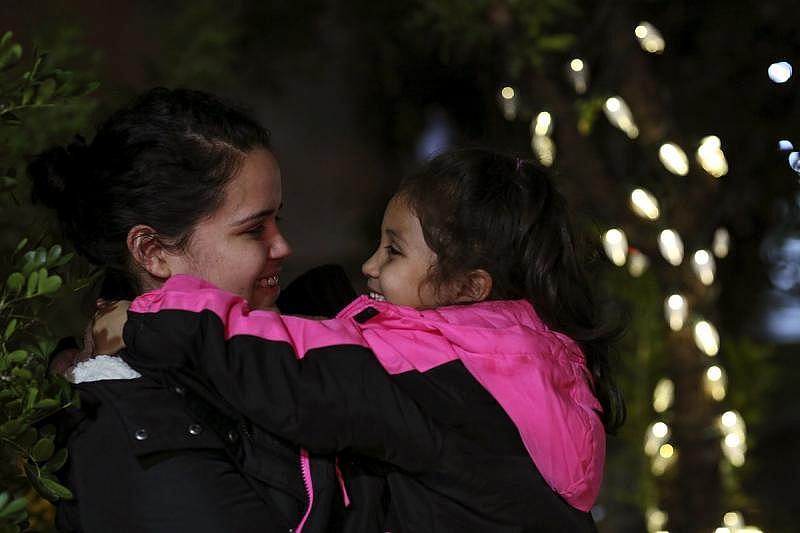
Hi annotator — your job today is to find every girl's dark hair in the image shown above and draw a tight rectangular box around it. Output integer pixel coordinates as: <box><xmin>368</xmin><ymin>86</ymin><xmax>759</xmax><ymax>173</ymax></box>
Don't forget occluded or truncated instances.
<box><xmin>399</xmin><ymin>148</ymin><xmax>625</xmax><ymax>433</ymax></box>
<box><xmin>28</xmin><ymin>87</ymin><xmax>271</xmax><ymax>294</ymax></box>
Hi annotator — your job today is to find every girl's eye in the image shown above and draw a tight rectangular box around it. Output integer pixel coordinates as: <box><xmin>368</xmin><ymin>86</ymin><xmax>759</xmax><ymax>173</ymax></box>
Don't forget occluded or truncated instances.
<box><xmin>386</xmin><ymin>244</ymin><xmax>401</xmax><ymax>256</ymax></box>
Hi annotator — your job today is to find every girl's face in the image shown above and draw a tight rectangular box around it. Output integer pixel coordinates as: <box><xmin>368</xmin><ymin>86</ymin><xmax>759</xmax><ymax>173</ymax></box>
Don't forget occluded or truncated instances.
<box><xmin>167</xmin><ymin>148</ymin><xmax>291</xmax><ymax>310</ymax></box>
<box><xmin>362</xmin><ymin>194</ymin><xmax>443</xmax><ymax>309</ymax></box>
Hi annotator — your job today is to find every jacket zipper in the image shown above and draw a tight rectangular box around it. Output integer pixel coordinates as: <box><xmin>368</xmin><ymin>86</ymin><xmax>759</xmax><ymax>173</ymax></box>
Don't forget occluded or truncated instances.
<box><xmin>294</xmin><ymin>448</ymin><xmax>314</xmax><ymax>533</ymax></box>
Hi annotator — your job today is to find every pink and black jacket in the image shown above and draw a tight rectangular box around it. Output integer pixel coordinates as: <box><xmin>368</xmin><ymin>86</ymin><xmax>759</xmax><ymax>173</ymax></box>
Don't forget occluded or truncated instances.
<box><xmin>123</xmin><ymin>275</ymin><xmax>603</xmax><ymax>532</ymax></box>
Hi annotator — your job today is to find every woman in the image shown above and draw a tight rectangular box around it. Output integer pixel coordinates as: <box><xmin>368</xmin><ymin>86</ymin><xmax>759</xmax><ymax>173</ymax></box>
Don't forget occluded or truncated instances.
<box><xmin>32</xmin><ymin>87</ymin><xmax>345</xmax><ymax>532</ymax></box>
<box><xmin>33</xmin><ymin>88</ymin><xmax>599</xmax><ymax>532</ymax></box>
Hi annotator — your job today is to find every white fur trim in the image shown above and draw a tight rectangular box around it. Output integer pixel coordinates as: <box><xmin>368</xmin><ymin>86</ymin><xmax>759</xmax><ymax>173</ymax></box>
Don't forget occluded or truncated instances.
<box><xmin>67</xmin><ymin>355</ymin><xmax>142</xmax><ymax>383</ymax></box>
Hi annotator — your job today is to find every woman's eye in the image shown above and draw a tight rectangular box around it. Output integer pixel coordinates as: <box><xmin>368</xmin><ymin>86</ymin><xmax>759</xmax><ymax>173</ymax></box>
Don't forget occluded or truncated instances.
<box><xmin>245</xmin><ymin>225</ymin><xmax>265</xmax><ymax>237</ymax></box>
<box><xmin>385</xmin><ymin>244</ymin><xmax>401</xmax><ymax>256</ymax></box>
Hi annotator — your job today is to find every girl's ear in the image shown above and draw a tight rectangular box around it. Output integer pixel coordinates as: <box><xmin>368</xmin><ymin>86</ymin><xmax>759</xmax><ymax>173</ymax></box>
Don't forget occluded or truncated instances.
<box><xmin>453</xmin><ymin>269</ymin><xmax>493</xmax><ymax>304</ymax></box>
<box><xmin>126</xmin><ymin>225</ymin><xmax>172</xmax><ymax>280</ymax></box>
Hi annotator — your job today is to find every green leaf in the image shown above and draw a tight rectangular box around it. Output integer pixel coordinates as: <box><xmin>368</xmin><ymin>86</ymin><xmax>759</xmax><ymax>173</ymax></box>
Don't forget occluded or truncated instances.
<box><xmin>46</xmin><ymin>244</ymin><xmax>62</xmax><ymax>264</ymax></box>
<box><xmin>0</xmin><ymin>174</ymin><xmax>16</xmax><ymax>191</ymax></box>
<box><xmin>5</xmin><ymin>272</ymin><xmax>24</xmax><ymax>294</ymax></box>
<box><xmin>21</xmin><ymin>87</ymin><xmax>34</xmax><ymax>106</ymax></box>
<box><xmin>82</xmin><ymin>81</ymin><xmax>100</xmax><ymax>95</ymax></box>
<box><xmin>17</xmin><ymin>427</ymin><xmax>37</xmax><ymax>450</ymax></box>
<box><xmin>0</xmin><ymin>418</ymin><xmax>23</xmax><ymax>437</ymax></box>
<box><xmin>0</xmin><ymin>31</ymin><xmax>12</xmax><ymax>49</ymax></box>
<box><xmin>0</xmin><ymin>496</ymin><xmax>27</xmax><ymax>518</ymax></box>
<box><xmin>13</xmin><ymin>238</ymin><xmax>28</xmax><ymax>255</ymax></box>
<box><xmin>33</xmin><ymin>398</ymin><xmax>59</xmax><ymax>410</ymax></box>
<box><xmin>31</xmin><ymin>437</ymin><xmax>55</xmax><ymax>462</ymax></box>
<box><xmin>11</xmin><ymin>367</ymin><xmax>32</xmax><ymax>380</ymax></box>
<box><xmin>0</xmin><ymin>43</ymin><xmax>22</xmax><ymax>71</ymax></box>
<box><xmin>35</xmin><ymin>248</ymin><xmax>47</xmax><ymax>266</ymax></box>
<box><xmin>25</xmin><ymin>387</ymin><xmax>39</xmax><ymax>409</ymax></box>
<box><xmin>0</xmin><ymin>491</ymin><xmax>8</xmax><ymax>509</ymax></box>
<box><xmin>39</xmin><ymin>274</ymin><xmax>62</xmax><ymax>295</ymax></box>
<box><xmin>536</xmin><ymin>33</ymin><xmax>575</xmax><ymax>52</ymax></box>
<box><xmin>40</xmin><ymin>478</ymin><xmax>73</xmax><ymax>500</ymax></box>
<box><xmin>3</xmin><ymin>318</ymin><xmax>17</xmax><ymax>340</ymax></box>
<box><xmin>25</xmin><ymin>270</ymin><xmax>39</xmax><ymax>297</ymax></box>
<box><xmin>42</xmin><ymin>448</ymin><xmax>68</xmax><ymax>474</ymax></box>
<box><xmin>7</xmin><ymin>349</ymin><xmax>28</xmax><ymax>363</ymax></box>
<box><xmin>35</xmin><ymin>78</ymin><xmax>57</xmax><ymax>104</ymax></box>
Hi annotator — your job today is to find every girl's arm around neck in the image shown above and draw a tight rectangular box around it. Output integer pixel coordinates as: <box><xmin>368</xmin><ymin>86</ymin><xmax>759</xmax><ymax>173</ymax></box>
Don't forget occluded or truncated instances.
<box><xmin>121</xmin><ymin>286</ymin><xmax>445</xmax><ymax>473</ymax></box>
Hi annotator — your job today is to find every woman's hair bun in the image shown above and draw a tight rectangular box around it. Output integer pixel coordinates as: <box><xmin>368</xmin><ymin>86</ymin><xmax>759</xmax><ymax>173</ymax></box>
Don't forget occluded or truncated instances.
<box><xmin>28</xmin><ymin>136</ymin><xmax>90</xmax><ymax>211</ymax></box>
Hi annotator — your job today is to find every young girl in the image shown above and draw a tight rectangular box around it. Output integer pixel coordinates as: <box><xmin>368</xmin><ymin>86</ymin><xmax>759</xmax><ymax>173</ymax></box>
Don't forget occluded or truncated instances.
<box><xmin>120</xmin><ymin>148</ymin><xmax>623</xmax><ymax>531</ymax></box>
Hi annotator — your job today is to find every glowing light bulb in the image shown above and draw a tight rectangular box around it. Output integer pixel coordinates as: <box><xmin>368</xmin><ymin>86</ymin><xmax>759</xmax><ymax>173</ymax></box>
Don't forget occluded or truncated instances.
<box><xmin>691</xmin><ymin>249</ymin><xmax>716</xmax><ymax>285</ymax></box>
<box><xmin>694</xmin><ymin>320</ymin><xmax>720</xmax><ymax>356</ymax></box>
<box><xmin>789</xmin><ymin>151</ymin><xmax>800</xmax><ymax>174</ymax></box>
<box><xmin>652</xmin><ymin>422</ymin><xmax>669</xmax><ymax>438</ymax></box>
<box><xmin>652</xmin><ymin>378</ymin><xmax>674</xmax><ymax>413</ymax></box>
<box><xmin>718</xmin><ymin>408</ymin><xmax>748</xmax><ymax>469</ymax></box>
<box><xmin>664</xmin><ymin>294</ymin><xmax>688</xmax><ymax>331</ymax></box>
<box><xmin>531</xmin><ymin>134</ymin><xmax>555</xmax><ymax>167</ymax></box>
<box><xmin>533</xmin><ymin>111</ymin><xmax>553</xmax><ymax>137</ymax></box>
<box><xmin>644</xmin><ymin>421</ymin><xmax>670</xmax><ymax>457</ymax></box>
<box><xmin>646</xmin><ymin>508</ymin><xmax>668</xmax><ymax>532</ymax></box>
<box><xmin>658</xmin><ymin>229</ymin><xmax>684</xmax><ymax>265</ymax></box>
<box><xmin>659</xmin><ymin>443</ymin><xmax>674</xmax><ymax>458</ymax></box>
<box><xmin>768</xmin><ymin>61</ymin><xmax>792</xmax><ymax>83</ymax></box>
<box><xmin>696</xmin><ymin>135</ymin><xmax>729</xmax><ymax>177</ymax></box>
<box><xmin>603</xmin><ymin>228</ymin><xmax>628</xmax><ymax>266</ymax></box>
<box><xmin>627</xmin><ymin>248</ymin><xmax>649</xmax><ymax>277</ymax></box>
<box><xmin>724</xmin><ymin>433</ymin><xmax>741</xmax><ymax>448</ymax></box>
<box><xmin>566</xmin><ymin>58</ymin><xmax>589</xmax><ymax>94</ymax></box>
<box><xmin>499</xmin><ymin>86</ymin><xmax>518</xmax><ymax>120</ymax></box>
<box><xmin>721</xmin><ymin>410</ymin><xmax>738</xmax><ymax>428</ymax></box>
<box><xmin>630</xmin><ymin>188</ymin><xmax>660</xmax><ymax>220</ymax></box>
<box><xmin>704</xmin><ymin>365</ymin><xmax>727</xmax><ymax>401</ymax></box>
<box><xmin>659</xmin><ymin>143</ymin><xmax>689</xmax><ymax>176</ymax></box>
<box><xmin>634</xmin><ymin>22</ymin><xmax>665</xmax><ymax>54</ymax></box>
<box><xmin>712</xmin><ymin>228</ymin><xmax>730</xmax><ymax>258</ymax></box>
<box><xmin>723</xmin><ymin>512</ymin><xmax>744</xmax><ymax>528</ymax></box>
<box><xmin>603</xmin><ymin>96</ymin><xmax>639</xmax><ymax>138</ymax></box>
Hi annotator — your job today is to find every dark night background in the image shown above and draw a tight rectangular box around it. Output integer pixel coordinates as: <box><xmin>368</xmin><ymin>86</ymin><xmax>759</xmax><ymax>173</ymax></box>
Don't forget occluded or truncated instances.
<box><xmin>1</xmin><ymin>1</ymin><xmax>798</xmax><ymax>531</ymax></box>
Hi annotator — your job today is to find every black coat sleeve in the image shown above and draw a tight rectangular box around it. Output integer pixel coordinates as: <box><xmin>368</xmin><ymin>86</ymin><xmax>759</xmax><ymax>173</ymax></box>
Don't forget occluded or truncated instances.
<box><xmin>123</xmin><ymin>307</ymin><xmax>446</xmax><ymax>474</ymax></box>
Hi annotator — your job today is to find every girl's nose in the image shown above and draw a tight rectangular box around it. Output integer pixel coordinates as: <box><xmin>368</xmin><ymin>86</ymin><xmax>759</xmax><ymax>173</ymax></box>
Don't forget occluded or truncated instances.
<box><xmin>361</xmin><ymin>249</ymin><xmax>380</xmax><ymax>279</ymax></box>
<box><xmin>269</xmin><ymin>230</ymin><xmax>292</xmax><ymax>259</ymax></box>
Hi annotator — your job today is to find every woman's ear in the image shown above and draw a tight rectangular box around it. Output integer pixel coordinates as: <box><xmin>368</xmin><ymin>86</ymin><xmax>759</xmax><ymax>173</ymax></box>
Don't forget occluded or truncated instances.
<box><xmin>126</xmin><ymin>225</ymin><xmax>172</xmax><ymax>280</ymax></box>
<box><xmin>453</xmin><ymin>269</ymin><xmax>493</xmax><ymax>304</ymax></box>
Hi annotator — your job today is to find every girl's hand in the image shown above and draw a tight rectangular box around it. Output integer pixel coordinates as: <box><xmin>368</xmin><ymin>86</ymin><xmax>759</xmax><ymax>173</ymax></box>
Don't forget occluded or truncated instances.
<box><xmin>91</xmin><ymin>299</ymin><xmax>131</xmax><ymax>355</ymax></box>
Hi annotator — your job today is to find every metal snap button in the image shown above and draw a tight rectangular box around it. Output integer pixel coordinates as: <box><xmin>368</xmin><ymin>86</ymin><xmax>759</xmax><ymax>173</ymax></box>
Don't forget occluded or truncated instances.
<box><xmin>174</xmin><ymin>385</ymin><xmax>185</xmax><ymax>395</ymax></box>
<box><xmin>188</xmin><ymin>424</ymin><xmax>203</xmax><ymax>436</ymax></box>
<box><xmin>226</xmin><ymin>429</ymin><xmax>239</xmax><ymax>443</ymax></box>
<box><xmin>134</xmin><ymin>428</ymin><xmax>149</xmax><ymax>441</ymax></box>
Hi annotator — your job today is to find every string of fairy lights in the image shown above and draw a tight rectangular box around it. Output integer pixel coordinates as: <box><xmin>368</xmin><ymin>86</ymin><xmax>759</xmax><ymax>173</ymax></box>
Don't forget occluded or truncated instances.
<box><xmin>493</xmin><ymin>19</ymin><xmax>792</xmax><ymax>533</ymax></box>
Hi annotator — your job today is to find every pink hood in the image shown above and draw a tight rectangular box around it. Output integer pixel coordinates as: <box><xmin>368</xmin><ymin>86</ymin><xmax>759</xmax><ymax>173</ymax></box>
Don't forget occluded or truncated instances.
<box><xmin>336</xmin><ymin>295</ymin><xmax>605</xmax><ymax>512</ymax></box>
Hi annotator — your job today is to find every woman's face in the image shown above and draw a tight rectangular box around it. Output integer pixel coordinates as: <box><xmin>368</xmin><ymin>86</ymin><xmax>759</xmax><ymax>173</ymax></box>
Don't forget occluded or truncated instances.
<box><xmin>167</xmin><ymin>148</ymin><xmax>291</xmax><ymax>310</ymax></box>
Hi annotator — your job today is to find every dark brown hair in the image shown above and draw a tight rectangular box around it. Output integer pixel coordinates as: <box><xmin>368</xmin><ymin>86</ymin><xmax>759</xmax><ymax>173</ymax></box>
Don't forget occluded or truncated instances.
<box><xmin>29</xmin><ymin>87</ymin><xmax>271</xmax><ymax>295</ymax></box>
<box><xmin>398</xmin><ymin>148</ymin><xmax>625</xmax><ymax>433</ymax></box>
